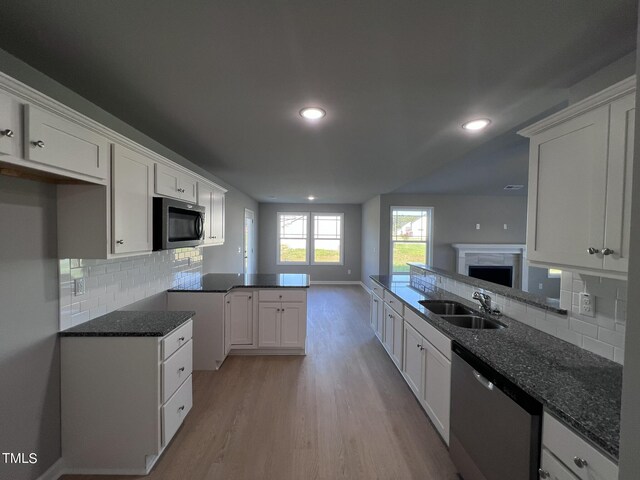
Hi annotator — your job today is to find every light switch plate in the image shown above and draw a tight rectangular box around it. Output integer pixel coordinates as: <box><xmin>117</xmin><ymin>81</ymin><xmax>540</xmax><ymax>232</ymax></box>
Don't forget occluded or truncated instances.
<box><xmin>74</xmin><ymin>278</ymin><xmax>86</xmax><ymax>296</ymax></box>
<box><xmin>579</xmin><ymin>292</ymin><xmax>595</xmax><ymax>317</ymax></box>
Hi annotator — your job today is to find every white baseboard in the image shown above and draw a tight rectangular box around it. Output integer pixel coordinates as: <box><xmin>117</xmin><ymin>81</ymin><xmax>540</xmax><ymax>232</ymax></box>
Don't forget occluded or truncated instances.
<box><xmin>309</xmin><ymin>280</ymin><xmax>362</xmax><ymax>285</ymax></box>
<box><xmin>36</xmin><ymin>458</ymin><xmax>65</xmax><ymax>480</ymax></box>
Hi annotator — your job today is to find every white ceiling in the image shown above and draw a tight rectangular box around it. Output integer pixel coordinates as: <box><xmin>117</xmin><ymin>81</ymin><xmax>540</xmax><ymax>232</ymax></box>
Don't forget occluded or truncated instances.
<box><xmin>0</xmin><ymin>1</ymin><xmax>636</xmax><ymax>203</ymax></box>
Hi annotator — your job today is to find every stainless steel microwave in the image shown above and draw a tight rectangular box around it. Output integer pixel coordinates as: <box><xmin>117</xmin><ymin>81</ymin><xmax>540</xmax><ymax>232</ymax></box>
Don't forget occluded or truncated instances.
<box><xmin>153</xmin><ymin>197</ymin><xmax>205</xmax><ymax>250</ymax></box>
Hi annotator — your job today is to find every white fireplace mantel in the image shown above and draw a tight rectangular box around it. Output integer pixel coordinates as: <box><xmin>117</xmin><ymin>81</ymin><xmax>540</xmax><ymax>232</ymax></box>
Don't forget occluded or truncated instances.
<box><xmin>452</xmin><ymin>243</ymin><xmax>528</xmax><ymax>291</ymax></box>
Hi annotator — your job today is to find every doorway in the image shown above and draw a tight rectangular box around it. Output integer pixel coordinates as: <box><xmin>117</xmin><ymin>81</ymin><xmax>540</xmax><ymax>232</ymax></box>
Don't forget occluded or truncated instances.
<box><xmin>244</xmin><ymin>208</ymin><xmax>256</xmax><ymax>274</ymax></box>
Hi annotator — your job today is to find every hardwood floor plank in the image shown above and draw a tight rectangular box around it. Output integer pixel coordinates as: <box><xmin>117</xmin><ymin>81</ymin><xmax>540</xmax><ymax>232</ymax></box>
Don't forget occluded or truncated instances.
<box><xmin>62</xmin><ymin>285</ymin><xmax>458</xmax><ymax>480</ymax></box>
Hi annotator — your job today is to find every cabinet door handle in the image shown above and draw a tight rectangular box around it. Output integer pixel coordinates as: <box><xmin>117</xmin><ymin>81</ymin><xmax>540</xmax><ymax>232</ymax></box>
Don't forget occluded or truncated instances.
<box><xmin>573</xmin><ymin>456</ymin><xmax>588</xmax><ymax>469</ymax></box>
<box><xmin>178</xmin><ymin>367</ymin><xmax>185</xmax><ymax>373</ymax></box>
<box><xmin>1</xmin><ymin>129</ymin><xmax>14</xmax><ymax>138</ymax></box>
<box><xmin>587</xmin><ymin>247</ymin><xmax>599</xmax><ymax>255</ymax></box>
<box><xmin>248</xmin><ymin>296</ymin><xmax>252</xmax><ymax>300</ymax></box>
<box><xmin>32</xmin><ymin>140</ymin><xmax>45</xmax><ymax>148</ymax></box>
<box><xmin>178</xmin><ymin>405</ymin><xmax>185</xmax><ymax>413</ymax></box>
<box><xmin>601</xmin><ymin>248</ymin><xmax>614</xmax><ymax>256</ymax></box>
<box><xmin>538</xmin><ymin>469</ymin><xmax>550</xmax><ymax>479</ymax></box>
<box><xmin>178</xmin><ymin>336</ymin><xmax>185</xmax><ymax>342</ymax></box>
<box><xmin>116</xmin><ymin>239</ymin><xmax>124</xmax><ymax>245</ymax></box>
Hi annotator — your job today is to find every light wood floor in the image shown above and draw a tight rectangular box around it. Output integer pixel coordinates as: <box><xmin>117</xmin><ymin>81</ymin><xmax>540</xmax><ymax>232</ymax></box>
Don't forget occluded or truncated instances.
<box><xmin>63</xmin><ymin>285</ymin><xmax>459</xmax><ymax>480</ymax></box>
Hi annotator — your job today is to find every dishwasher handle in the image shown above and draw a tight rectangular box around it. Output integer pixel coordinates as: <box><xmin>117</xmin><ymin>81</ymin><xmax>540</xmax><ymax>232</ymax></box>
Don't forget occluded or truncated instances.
<box><xmin>473</xmin><ymin>370</ymin><xmax>495</xmax><ymax>391</ymax></box>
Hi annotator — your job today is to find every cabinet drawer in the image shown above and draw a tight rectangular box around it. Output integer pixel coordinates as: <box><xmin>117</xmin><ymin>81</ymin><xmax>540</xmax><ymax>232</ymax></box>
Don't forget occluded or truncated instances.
<box><xmin>25</xmin><ymin>105</ymin><xmax>109</xmax><ymax>182</ymax></box>
<box><xmin>542</xmin><ymin>413</ymin><xmax>618</xmax><ymax>480</ymax></box>
<box><xmin>541</xmin><ymin>448</ymin><xmax>579</xmax><ymax>480</ymax></box>
<box><xmin>372</xmin><ymin>283</ymin><xmax>384</xmax><ymax>298</ymax></box>
<box><xmin>259</xmin><ymin>289</ymin><xmax>306</xmax><ymax>303</ymax></box>
<box><xmin>162</xmin><ymin>340</ymin><xmax>193</xmax><ymax>403</ymax></box>
<box><xmin>383</xmin><ymin>290</ymin><xmax>404</xmax><ymax>315</ymax></box>
<box><xmin>162</xmin><ymin>320</ymin><xmax>193</xmax><ymax>360</ymax></box>
<box><xmin>162</xmin><ymin>374</ymin><xmax>192</xmax><ymax>446</ymax></box>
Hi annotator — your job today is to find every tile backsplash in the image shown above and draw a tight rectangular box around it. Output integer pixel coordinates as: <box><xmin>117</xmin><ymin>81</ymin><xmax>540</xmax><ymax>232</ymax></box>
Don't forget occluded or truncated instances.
<box><xmin>59</xmin><ymin>248</ymin><xmax>203</xmax><ymax>330</ymax></box>
<box><xmin>411</xmin><ymin>269</ymin><xmax>626</xmax><ymax>364</ymax></box>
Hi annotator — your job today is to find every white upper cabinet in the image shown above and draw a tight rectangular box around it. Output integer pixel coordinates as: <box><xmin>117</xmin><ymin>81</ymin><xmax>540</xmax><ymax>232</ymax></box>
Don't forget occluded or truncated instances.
<box><xmin>0</xmin><ymin>91</ymin><xmax>21</xmax><ymax>157</ymax></box>
<box><xmin>25</xmin><ymin>104</ymin><xmax>109</xmax><ymax>183</ymax></box>
<box><xmin>112</xmin><ymin>144</ymin><xmax>154</xmax><ymax>254</ymax></box>
<box><xmin>198</xmin><ymin>181</ymin><xmax>226</xmax><ymax>246</ymax></box>
<box><xmin>155</xmin><ymin>163</ymin><xmax>198</xmax><ymax>203</ymax></box>
<box><xmin>519</xmin><ymin>77</ymin><xmax>636</xmax><ymax>279</ymax></box>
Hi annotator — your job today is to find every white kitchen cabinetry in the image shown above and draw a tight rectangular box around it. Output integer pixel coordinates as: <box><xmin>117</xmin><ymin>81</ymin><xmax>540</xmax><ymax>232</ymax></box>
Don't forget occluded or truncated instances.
<box><xmin>383</xmin><ymin>303</ymin><xmax>403</xmax><ymax>369</ymax></box>
<box><xmin>112</xmin><ymin>144</ymin><xmax>154</xmax><ymax>254</ymax></box>
<box><xmin>225</xmin><ymin>290</ymin><xmax>254</xmax><ymax>346</ymax></box>
<box><xmin>540</xmin><ymin>413</ymin><xmax>618</xmax><ymax>480</ymax></box>
<box><xmin>61</xmin><ymin>320</ymin><xmax>193</xmax><ymax>475</ymax></box>
<box><xmin>155</xmin><ymin>163</ymin><xmax>198</xmax><ymax>203</ymax></box>
<box><xmin>0</xmin><ymin>91</ymin><xmax>21</xmax><ymax>157</ymax></box>
<box><xmin>257</xmin><ymin>289</ymin><xmax>307</xmax><ymax>350</ymax></box>
<box><xmin>403</xmin><ymin>322</ymin><xmax>424</xmax><ymax>398</ymax></box>
<box><xmin>198</xmin><ymin>181</ymin><xmax>226</xmax><ymax>246</ymax></box>
<box><xmin>168</xmin><ymin>292</ymin><xmax>227</xmax><ymax>370</ymax></box>
<box><xmin>370</xmin><ymin>292</ymin><xmax>384</xmax><ymax>341</ymax></box>
<box><xmin>519</xmin><ymin>78</ymin><xmax>635</xmax><ymax>279</ymax></box>
<box><xmin>24</xmin><ymin>104</ymin><xmax>109</xmax><ymax>183</ymax></box>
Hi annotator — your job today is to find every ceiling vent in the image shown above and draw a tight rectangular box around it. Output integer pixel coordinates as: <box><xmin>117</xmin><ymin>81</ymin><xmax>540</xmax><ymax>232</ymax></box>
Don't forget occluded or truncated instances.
<box><xmin>504</xmin><ymin>185</ymin><xmax>524</xmax><ymax>190</ymax></box>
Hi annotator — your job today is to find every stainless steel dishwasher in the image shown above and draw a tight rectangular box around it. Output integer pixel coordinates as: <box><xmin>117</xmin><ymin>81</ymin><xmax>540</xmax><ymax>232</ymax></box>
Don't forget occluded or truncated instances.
<box><xmin>450</xmin><ymin>343</ymin><xmax>542</xmax><ymax>480</ymax></box>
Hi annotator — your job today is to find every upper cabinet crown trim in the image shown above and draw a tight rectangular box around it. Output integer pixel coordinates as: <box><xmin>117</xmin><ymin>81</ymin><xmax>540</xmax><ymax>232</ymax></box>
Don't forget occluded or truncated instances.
<box><xmin>518</xmin><ymin>75</ymin><xmax>636</xmax><ymax>137</ymax></box>
<box><xmin>0</xmin><ymin>71</ymin><xmax>227</xmax><ymax>193</ymax></box>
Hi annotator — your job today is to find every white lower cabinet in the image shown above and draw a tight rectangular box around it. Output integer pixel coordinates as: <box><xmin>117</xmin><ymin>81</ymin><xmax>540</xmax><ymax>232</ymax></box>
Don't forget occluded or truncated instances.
<box><xmin>370</xmin><ymin>293</ymin><xmax>382</xmax><ymax>335</ymax></box>
<box><xmin>225</xmin><ymin>290</ymin><xmax>254</xmax><ymax>346</ymax></box>
<box><xmin>383</xmin><ymin>304</ymin><xmax>403</xmax><ymax>368</ymax></box>
<box><xmin>257</xmin><ymin>289</ymin><xmax>307</xmax><ymax>350</ymax></box>
<box><xmin>422</xmin><ymin>340</ymin><xmax>451</xmax><ymax>443</ymax></box>
<box><xmin>61</xmin><ymin>320</ymin><xmax>193</xmax><ymax>475</ymax></box>
<box><xmin>540</xmin><ymin>413</ymin><xmax>618</xmax><ymax>480</ymax></box>
<box><xmin>403</xmin><ymin>322</ymin><xmax>424</xmax><ymax>397</ymax></box>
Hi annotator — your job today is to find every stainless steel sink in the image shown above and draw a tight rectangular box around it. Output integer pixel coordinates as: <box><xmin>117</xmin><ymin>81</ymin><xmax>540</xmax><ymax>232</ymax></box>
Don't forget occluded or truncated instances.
<box><xmin>419</xmin><ymin>300</ymin><xmax>476</xmax><ymax>315</ymax></box>
<box><xmin>440</xmin><ymin>315</ymin><xmax>506</xmax><ymax>330</ymax></box>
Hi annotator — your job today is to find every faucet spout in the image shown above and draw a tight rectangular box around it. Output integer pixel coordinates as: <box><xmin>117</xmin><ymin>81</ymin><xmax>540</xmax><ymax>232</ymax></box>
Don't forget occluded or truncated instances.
<box><xmin>473</xmin><ymin>291</ymin><xmax>495</xmax><ymax>314</ymax></box>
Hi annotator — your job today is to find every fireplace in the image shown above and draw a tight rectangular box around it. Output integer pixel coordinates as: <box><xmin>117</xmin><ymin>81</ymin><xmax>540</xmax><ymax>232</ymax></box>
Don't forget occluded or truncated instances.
<box><xmin>452</xmin><ymin>244</ymin><xmax>528</xmax><ymax>290</ymax></box>
<box><xmin>468</xmin><ymin>266</ymin><xmax>514</xmax><ymax>288</ymax></box>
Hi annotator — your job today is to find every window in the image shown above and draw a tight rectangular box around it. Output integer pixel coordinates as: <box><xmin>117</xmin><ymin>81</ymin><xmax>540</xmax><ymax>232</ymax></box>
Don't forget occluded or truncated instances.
<box><xmin>277</xmin><ymin>212</ymin><xmax>344</xmax><ymax>265</ymax></box>
<box><xmin>277</xmin><ymin>213</ymin><xmax>309</xmax><ymax>264</ymax></box>
<box><xmin>312</xmin><ymin>213</ymin><xmax>343</xmax><ymax>264</ymax></box>
<box><xmin>548</xmin><ymin>268</ymin><xmax>562</xmax><ymax>278</ymax></box>
<box><xmin>390</xmin><ymin>207</ymin><xmax>433</xmax><ymax>274</ymax></box>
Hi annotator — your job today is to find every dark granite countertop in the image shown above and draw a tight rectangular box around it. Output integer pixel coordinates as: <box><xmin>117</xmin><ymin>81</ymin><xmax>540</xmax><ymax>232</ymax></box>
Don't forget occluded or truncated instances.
<box><xmin>168</xmin><ymin>273</ymin><xmax>310</xmax><ymax>293</ymax></box>
<box><xmin>409</xmin><ymin>263</ymin><xmax>566</xmax><ymax>314</ymax></box>
<box><xmin>371</xmin><ymin>274</ymin><xmax>622</xmax><ymax>461</ymax></box>
<box><xmin>59</xmin><ymin>310</ymin><xmax>194</xmax><ymax>337</ymax></box>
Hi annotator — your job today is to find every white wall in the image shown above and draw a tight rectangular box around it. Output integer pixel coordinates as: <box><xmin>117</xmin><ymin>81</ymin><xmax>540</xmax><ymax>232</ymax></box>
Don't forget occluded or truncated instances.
<box><xmin>361</xmin><ymin>195</ymin><xmax>381</xmax><ymax>289</ymax></box>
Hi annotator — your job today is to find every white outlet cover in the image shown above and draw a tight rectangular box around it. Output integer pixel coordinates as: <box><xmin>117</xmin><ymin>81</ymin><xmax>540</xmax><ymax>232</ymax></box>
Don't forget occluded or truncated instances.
<box><xmin>579</xmin><ymin>292</ymin><xmax>596</xmax><ymax>317</ymax></box>
<box><xmin>74</xmin><ymin>278</ymin><xmax>86</xmax><ymax>296</ymax></box>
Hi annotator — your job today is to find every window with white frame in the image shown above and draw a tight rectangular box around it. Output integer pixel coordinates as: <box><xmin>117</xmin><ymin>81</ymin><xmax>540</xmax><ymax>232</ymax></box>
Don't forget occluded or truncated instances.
<box><xmin>277</xmin><ymin>212</ymin><xmax>309</xmax><ymax>264</ymax></box>
<box><xmin>390</xmin><ymin>207</ymin><xmax>433</xmax><ymax>273</ymax></box>
<box><xmin>312</xmin><ymin>213</ymin><xmax>343</xmax><ymax>264</ymax></box>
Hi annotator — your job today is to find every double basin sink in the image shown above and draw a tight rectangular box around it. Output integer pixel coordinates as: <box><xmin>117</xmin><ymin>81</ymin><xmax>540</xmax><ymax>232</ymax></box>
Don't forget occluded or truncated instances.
<box><xmin>418</xmin><ymin>300</ymin><xmax>506</xmax><ymax>330</ymax></box>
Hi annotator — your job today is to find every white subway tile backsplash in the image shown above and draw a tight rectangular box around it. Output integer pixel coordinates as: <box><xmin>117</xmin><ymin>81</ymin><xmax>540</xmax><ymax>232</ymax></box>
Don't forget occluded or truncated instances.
<box><xmin>614</xmin><ymin>347</ymin><xmax>625</xmax><ymax>364</ymax></box>
<box><xmin>570</xmin><ymin>317</ymin><xmax>599</xmax><ymax>339</ymax></box>
<box><xmin>58</xmin><ymin>247</ymin><xmax>203</xmax><ymax>330</ymax></box>
<box><xmin>598</xmin><ymin>327</ymin><xmax>624</xmax><ymax>349</ymax></box>
<box><xmin>582</xmin><ymin>336</ymin><xmax>614</xmax><ymax>360</ymax></box>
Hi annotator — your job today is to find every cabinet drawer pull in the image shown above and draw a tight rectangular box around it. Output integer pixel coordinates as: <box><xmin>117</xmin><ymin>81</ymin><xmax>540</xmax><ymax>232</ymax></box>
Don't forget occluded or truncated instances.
<box><xmin>573</xmin><ymin>456</ymin><xmax>588</xmax><ymax>468</ymax></box>
<box><xmin>32</xmin><ymin>140</ymin><xmax>45</xmax><ymax>148</ymax></box>
<box><xmin>1</xmin><ymin>129</ymin><xmax>14</xmax><ymax>138</ymax></box>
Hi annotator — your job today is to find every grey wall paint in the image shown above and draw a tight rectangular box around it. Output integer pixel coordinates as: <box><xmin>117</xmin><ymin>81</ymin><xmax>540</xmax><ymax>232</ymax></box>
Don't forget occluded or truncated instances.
<box><xmin>378</xmin><ymin>194</ymin><xmax>528</xmax><ymax>275</ymax></box>
<box><xmin>618</xmin><ymin>31</ymin><xmax>640</xmax><ymax>480</ymax></box>
<box><xmin>527</xmin><ymin>266</ymin><xmax>561</xmax><ymax>299</ymax></box>
<box><xmin>0</xmin><ymin>177</ymin><xmax>60</xmax><ymax>480</ymax></box>
<box><xmin>258</xmin><ymin>203</ymin><xmax>362</xmax><ymax>282</ymax></box>
<box><xmin>569</xmin><ymin>51</ymin><xmax>636</xmax><ymax>104</ymax></box>
<box><xmin>361</xmin><ymin>195</ymin><xmax>381</xmax><ymax>289</ymax></box>
<box><xmin>203</xmin><ymin>188</ymin><xmax>259</xmax><ymax>274</ymax></box>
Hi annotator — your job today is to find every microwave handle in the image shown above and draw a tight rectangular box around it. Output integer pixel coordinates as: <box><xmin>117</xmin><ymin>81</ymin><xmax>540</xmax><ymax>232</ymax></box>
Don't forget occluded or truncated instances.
<box><xmin>195</xmin><ymin>214</ymin><xmax>204</xmax><ymax>239</ymax></box>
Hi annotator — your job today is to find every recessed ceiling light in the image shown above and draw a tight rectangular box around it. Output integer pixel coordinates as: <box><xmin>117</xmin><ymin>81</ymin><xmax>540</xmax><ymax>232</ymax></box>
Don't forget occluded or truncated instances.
<box><xmin>300</xmin><ymin>107</ymin><xmax>326</xmax><ymax>120</ymax></box>
<box><xmin>308</xmin><ymin>196</ymin><xmax>315</xmax><ymax>201</ymax></box>
<box><xmin>462</xmin><ymin>118</ymin><xmax>491</xmax><ymax>131</ymax></box>
<box><xmin>504</xmin><ymin>184</ymin><xmax>524</xmax><ymax>190</ymax></box>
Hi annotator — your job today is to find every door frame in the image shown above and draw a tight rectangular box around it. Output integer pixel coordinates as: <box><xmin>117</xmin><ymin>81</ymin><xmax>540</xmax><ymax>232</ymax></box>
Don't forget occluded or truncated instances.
<box><xmin>244</xmin><ymin>208</ymin><xmax>256</xmax><ymax>274</ymax></box>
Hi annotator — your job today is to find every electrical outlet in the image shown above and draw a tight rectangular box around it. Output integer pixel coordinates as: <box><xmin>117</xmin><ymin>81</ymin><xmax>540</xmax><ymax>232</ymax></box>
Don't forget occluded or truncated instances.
<box><xmin>347</xmin><ymin>269</ymin><xmax>351</xmax><ymax>275</ymax></box>
<box><xmin>504</xmin><ymin>224</ymin><xmax>508</xmax><ymax>230</ymax></box>
<box><xmin>579</xmin><ymin>293</ymin><xmax>596</xmax><ymax>317</ymax></box>
<box><xmin>539</xmin><ymin>283</ymin><xmax>543</xmax><ymax>290</ymax></box>
<box><xmin>475</xmin><ymin>223</ymin><xmax>480</xmax><ymax>230</ymax></box>
<box><xmin>74</xmin><ymin>278</ymin><xmax>86</xmax><ymax>296</ymax></box>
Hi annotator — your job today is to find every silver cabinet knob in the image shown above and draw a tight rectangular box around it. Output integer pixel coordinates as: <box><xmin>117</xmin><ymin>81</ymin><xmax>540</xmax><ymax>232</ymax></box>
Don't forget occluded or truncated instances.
<box><xmin>538</xmin><ymin>468</ymin><xmax>550</xmax><ymax>479</ymax></box>
<box><xmin>573</xmin><ymin>456</ymin><xmax>588</xmax><ymax>468</ymax></box>
<box><xmin>1</xmin><ymin>129</ymin><xmax>14</xmax><ymax>138</ymax></box>
<box><xmin>587</xmin><ymin>247</ymin><xmax>599</xmax><ymax>255</ymax></box>
<box><xmin>116</xmin><ymin>239</ymin><xmax>124</xmax><ymax>245</ymax></box>
<box><xmin>178</xmin><ymin>405</ymin><xmax>185</xmax><ymax>412</ymax></box>
<box><xmin>416</xmin><ymin>343</ymin><xmax>421</xmax><ymax>349</ymax></box>
<box><xmin>178</xmin><ymin>336</ymin><xmax>185</xmax><ymax>342</ymax></box>
<box><xmin>248</xmin><ymin>296</ymin><xmax>252</xmax><ymax>300</ymax></box>
<box><xmin>178</xmin><ymin>367</ymin><xmax>185</xmax><ymax>372</ymax></box>
<box><xmin>33</xmin><ymin>140</ymin><xmax>45</xmax><ymax>148</ymax></box>
<box><xmin>601</xmin><ymin>248</ymin><xmax>614</xmax><ymax>256</ymax></box>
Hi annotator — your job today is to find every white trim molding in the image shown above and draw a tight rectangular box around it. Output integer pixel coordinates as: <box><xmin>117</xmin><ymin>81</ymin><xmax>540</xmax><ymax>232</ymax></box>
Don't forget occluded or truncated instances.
<box><xmin>452</xmin><ymin>243</ymin><xmax>528</xmax><ymax>291</ymax></box>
